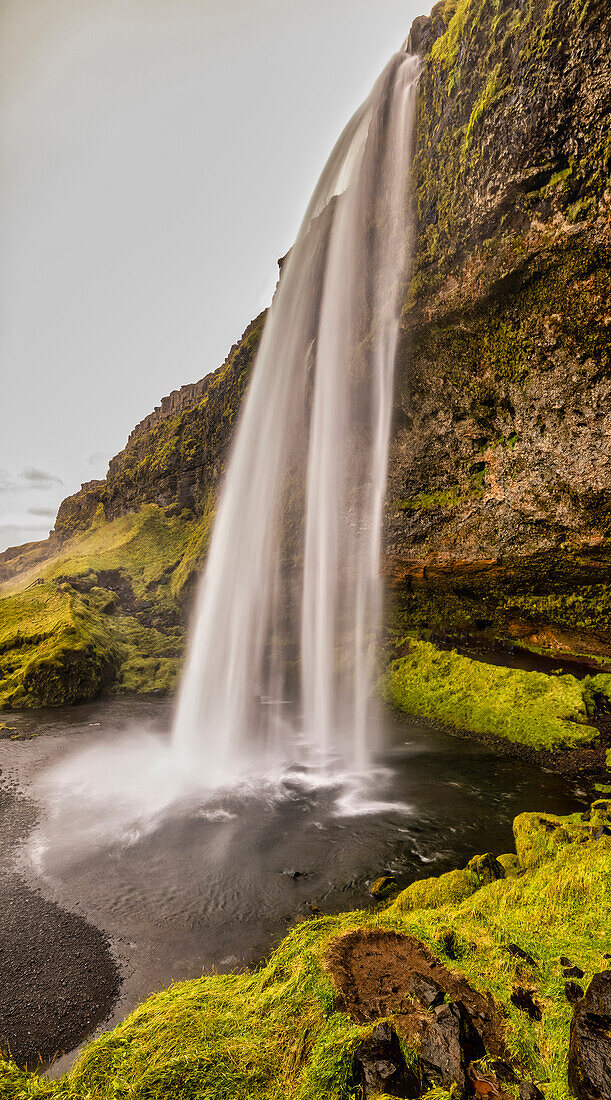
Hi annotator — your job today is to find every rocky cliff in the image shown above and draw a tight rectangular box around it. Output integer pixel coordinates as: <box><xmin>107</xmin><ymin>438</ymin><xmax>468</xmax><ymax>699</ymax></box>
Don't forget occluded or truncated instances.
<box><xmin>387</xmin><ymin>0</ymin><xmax>611</xmax><ymax>660</ymax></box>
<box><xmin>1</xmin><ymin>0</ymin><xmax>610</xmax><ymax>707</ymax></box>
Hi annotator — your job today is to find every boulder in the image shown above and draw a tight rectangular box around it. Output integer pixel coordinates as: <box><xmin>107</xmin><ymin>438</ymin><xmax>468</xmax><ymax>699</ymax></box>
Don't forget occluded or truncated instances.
<box><xmin>352</xmin><ymin>1022</ymin><xmax>420</xmax><ymax>1099</ymax></box>
<box><xmin>407</xmin><ymin>972</ymin><xmax>445</xmax><ymax>1009</ymax></box>
<box><xmin>418</xmin><ymin>1001</ymin><xmax>485</xmax><ymax>1096</ymax></box>
<box><xmin>568</xmin><ymin>971</ymin><xmax>611</xmax><ymax>1100</ymax></box>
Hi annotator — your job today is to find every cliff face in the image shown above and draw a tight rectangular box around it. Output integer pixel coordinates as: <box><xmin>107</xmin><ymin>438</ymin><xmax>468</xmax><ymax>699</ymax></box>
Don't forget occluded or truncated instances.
<box><xmin>1</xmin><ymin>0</ymin><xmax>610</xmax><ymax>707</ymax></box>
<box><xmin>386</xmin><ymin>0</ymin><xmax>611</xmax><ymax>658</ymax></box>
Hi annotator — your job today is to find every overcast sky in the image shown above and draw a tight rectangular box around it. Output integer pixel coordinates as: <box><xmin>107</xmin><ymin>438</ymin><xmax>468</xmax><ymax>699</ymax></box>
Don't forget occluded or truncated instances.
<box><xmin>0</xmin><ymin>0</ymin><xmax>425</xmax><ymax>552</ymax></box>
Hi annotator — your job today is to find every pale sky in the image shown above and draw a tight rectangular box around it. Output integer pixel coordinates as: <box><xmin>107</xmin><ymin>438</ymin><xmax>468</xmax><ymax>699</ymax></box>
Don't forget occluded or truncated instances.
<box><xmin>0</xmin><ymin>0</ymin><xmax>425</xmax><ymax>552</ymax></box>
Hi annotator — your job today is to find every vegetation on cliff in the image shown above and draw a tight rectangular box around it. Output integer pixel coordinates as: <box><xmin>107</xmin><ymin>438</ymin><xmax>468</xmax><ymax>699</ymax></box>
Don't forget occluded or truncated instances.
<box><xmin>0</xmin><ymin>507</ymin><xmax>193</xmax><ymax>708</ymax></box>
<box><xmin>1</xmin><ymin>804</ymin><xmax>609</xmax><ymax>1098</ymax></box>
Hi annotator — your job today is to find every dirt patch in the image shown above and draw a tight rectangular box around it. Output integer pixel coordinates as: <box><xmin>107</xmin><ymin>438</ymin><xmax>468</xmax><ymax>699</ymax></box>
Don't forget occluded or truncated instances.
<box><xmin>326</xmin><ymin>929</ymin><xmax>511</xmax><ymax>1065</ymax></box>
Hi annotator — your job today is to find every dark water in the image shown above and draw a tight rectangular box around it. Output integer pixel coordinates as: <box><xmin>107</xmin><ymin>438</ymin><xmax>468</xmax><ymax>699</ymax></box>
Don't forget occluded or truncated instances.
<box><xmin>0</xmin><ymin>697</ymin><xmax>585</xmax><ymax>1071</ymax></box>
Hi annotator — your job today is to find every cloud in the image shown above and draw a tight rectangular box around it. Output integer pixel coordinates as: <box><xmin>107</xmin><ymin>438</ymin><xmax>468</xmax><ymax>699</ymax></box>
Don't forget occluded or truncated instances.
<box><xmin>21</xmin><ymin>466</ymin><xmax>63</xmax><ymax>489</ymax></box>
<box><xmin>28</xmin><ymin>505</ymin><xmax>57</xmax><ymax>517</ymax></box>
<box><xmin>86</xmin><ymin>451</ymin><xmax>107</xmax><ymax>467</ymax></box>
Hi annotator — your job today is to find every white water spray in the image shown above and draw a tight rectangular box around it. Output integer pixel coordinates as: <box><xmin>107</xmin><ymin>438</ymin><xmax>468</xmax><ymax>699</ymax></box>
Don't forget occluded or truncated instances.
<box><xmin>173</xmin><ymin>50</ymin><xmax>420</xmax><ymax>785</ymax></box>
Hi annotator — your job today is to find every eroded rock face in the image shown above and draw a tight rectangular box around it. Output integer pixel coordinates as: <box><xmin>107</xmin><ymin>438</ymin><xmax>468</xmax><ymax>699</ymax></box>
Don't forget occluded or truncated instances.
<box><xmin>568</xmin><ymin>971</ymin><xmax>611</xmax><ymax>1100</ymax></box>
<box><xmin>385</xmin><ymin>0</ymin><xmax>611</xmax><ymax>653</ymax></box>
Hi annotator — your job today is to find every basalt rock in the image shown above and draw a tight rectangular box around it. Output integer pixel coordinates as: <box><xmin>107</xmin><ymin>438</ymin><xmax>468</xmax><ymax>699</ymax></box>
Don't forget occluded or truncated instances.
<box><xmin>568</xmin><ymin>971</ymin><xmax>611</xmax><ymax>1100</ymax></box>
<box><xmin>418</xmin><ymin>1000</ymin><xmax>486</xmax><ymax>1096</ymax></box>
<box><xmin>352</xmin><ymin>1022</ymin><xmax>420</xmax><ymax>1099</ymax></box>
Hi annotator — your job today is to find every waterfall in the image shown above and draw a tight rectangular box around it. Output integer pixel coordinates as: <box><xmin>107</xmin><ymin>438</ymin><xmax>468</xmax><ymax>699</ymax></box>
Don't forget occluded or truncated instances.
<box><xmin>173</xmin><ymin>49</ymin><xmax>420</xmax><ymax>784</ymax></box>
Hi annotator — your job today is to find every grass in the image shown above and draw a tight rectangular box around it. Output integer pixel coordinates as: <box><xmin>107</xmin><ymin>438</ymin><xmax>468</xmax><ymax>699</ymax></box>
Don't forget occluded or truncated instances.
<box><xmin>1</xmin><ymin>805</ymin><xmax>609</xmax><ymax>1099</ymax></box>
<box><xmin>381</xmin><ymin>640</ymin><xmax>601</xmax><ymax>750</ymax></box>
<box><xmin>0</xmin><ymin>506</ymin><xmax>195</xmax><ymax>708</ymax></box>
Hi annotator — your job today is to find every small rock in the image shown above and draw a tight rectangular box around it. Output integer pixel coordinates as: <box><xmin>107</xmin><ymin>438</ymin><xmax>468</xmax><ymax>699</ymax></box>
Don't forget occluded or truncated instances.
<box><xmin>507</xmin><ymin>943</ymin><xmax>538</xmax><ymax>967</ymax></box>
<box><xmin>510</xmin><ymin>987</ymin><xmax>543</xmax><ymax>1021</ymax></box>
<box><xmin>568</xmin><ymin>970</ymin><xmax>611</xmax><ymax>1100</ymax></box>
<box><xmin>467</xmin><ymin>853</ymin><xmax>506</xmax><ymax>884</ymax></box>
<box><xmin>519</xmin><ymin>1082</ymin><xmax>545</xmax><ymax>1100</ymax></box>
<box><xmin>407</xmin><ymin>972</ymin><xmax>445</xmax><ymax>1008</ymax></box>
<box><xmin>565</xmin><ymin>981</ymin><xmax>584</xmax><ymax>1004</ymax></box>
<box><xmin>352</xmin><ymin>1022</ymin><xmax>420</xmax><ymax>1099</ymax></box>
<box><xmin>561</xmin><ymin>957</ymin><xmax>573</xmax><ymax>967</ymax></box>
<box><xmin>491</xmin><ymin>1059</ymin><xmax>518</xmax><ymax>1083</ymax></box>
<box><xmin>564</xmin><ymin>966</ymin><xmax>585</xmax><ymax>980</ymax></box>
<box><xmin>369</xmin><ymin>875</ymin><xmax>398</xmax><ymax>899</ymax></box>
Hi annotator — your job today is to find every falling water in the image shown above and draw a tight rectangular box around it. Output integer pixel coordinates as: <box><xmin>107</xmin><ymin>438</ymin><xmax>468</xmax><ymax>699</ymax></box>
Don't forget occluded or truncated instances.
<box><xmin>173</xmin><ymin>49</ymin><xmax>420</xmax><ymax>784</ymax></box>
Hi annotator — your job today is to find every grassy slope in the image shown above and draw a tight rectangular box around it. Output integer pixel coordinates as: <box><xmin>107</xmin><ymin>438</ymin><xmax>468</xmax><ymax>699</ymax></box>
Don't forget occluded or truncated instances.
<box><xmin>1</xmin><ymin>804</ymin><xmax>609</xmax><ymax>1099</ymax></box>
<box><xmin>382</xmin><ymin>639</ymin><xmax>610</xmax><ymax>751</ymax></box>
<box><xmin>0</xmin><ymin>505</ymin><xmax>214</xmax><ymax>708</ymax></box>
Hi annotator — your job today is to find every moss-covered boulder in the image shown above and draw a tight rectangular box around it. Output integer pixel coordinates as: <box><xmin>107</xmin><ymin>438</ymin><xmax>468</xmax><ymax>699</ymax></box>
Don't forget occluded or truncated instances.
<box><xmin>382</xmin><ymin>639</ymin><xmax>601</xmax><ymax>750</ymax></box>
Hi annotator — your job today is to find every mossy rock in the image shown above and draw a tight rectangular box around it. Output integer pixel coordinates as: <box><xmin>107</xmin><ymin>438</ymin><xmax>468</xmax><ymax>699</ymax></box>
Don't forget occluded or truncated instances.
<box><xmin>466</xmin><ymin>853</ymin><xmax>505</xmax><ymax>885</ymax></box>
<box><xmin>382</xmin><ymin>640</ymin><xmax>600</xmax><ymax>751</ymax></box>
<box><xmin>390</xmin><ymin>867</ymin><xmax>479</xmax><ymax>913</ymax></box>
<box><xmin>369</xmin><ymin>876</ymin><xmax>399</xmax><ymax>900</ymax></box>
<box><xmin>20</xmin><ymin>642</ymin><xmax>119</xmax><ymax>707</ymax></box>
<box><xmin>497</xmin><ymin>853</ymin><xmax>521</xmax><ymax>878</ymax></box>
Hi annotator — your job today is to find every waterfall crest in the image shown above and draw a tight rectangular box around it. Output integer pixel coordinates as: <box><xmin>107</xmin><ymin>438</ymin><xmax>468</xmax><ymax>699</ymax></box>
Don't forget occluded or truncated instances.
<box><xmin>173</xmin><ymin>50</ymin><xmax>421</xmax><ymax>783</ymax></box>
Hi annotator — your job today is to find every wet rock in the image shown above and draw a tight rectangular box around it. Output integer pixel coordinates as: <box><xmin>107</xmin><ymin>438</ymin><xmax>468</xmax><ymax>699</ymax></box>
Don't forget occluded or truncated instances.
<box><xmin>564</xmin><ymin>966</ymin><xmax>585</xmax><ymax>980</ymax></box>
<box><xmin>441</xmin><ymin>930</ymin><xmax>462</xmax><ymax>960</ymax></box>
<box><xmin>467</xmin><ymin>854</ymin><xmax>505</xmax><ymax>885</ymax></box>
<box><xmin>418</xmin><ymin>1001</ymin><xmax>486</xmax><ymax>1096</ymax></box>
<box><xmin>510</xmin><ymin>987</ymin><xmax>543</xmax><ymax>1021</ymax></box>
<box><xmin>352</xmin><ymin>1022</ymin><xmax>420</xmax><ymax>1099</ymax></box>
<box><xmin>506</xmin><ymin>943</ymin><xmax>538</xmax><ymax>967</ymax></box>
<box><xmin>565</xmin><ymin>981</ymin><xmax>585</xmax><ymax>1005</ymax></box>
<box><xmin>568</xmin><ymin>971</ymin><xmax>611</xmax><ymax>1100</ymax></box>
<box><xmin>407</xmin><ymin>972</ymin><xmax>445</xmax><ymax>1008</ymax></box>
<box><xmin>519</xmin><ymin>1082</ymin><xmax>545</xmax><ymax>1100</ymax></box>
<box><xmin>369</xmin><ymin>875</ymin><xmax>399</xmax><ymax>900</ymax></box>
<box><xmin>491</xmin><ymin>1060</ymin><xmax>518</xmax><ymax>1084</ymax></box>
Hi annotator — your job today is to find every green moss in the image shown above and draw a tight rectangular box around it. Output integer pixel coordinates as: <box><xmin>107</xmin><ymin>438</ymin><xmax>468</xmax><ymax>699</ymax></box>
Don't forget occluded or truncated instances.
<box><xmin>0</xmin><ymin>584</ymin><xmax>121</xmax><ymax>708</ymax></box>
<box><xmin>496</xmin><ymin>853</ymin><xmax>521</xmax><ymax>878</ymax></box>
<box><xmin>394</xmin><ymin>487</ymin><xmax>466</xmax><ymax>511</ymax></box>
<box><xmin>0</xmin><ymin>506</ymin><xmax>199</xmax><ymax>708</ymax></box>
<box><xmin>392</xmin><ymin>867</ymin><xmax>479</xmax><ymax>912</ymax></box>
<box><xmin>463</xmin><ymin>63</ymin><xmax>507</xmax><ymax>152</ymax></box>
<box><xmin>382</xmin><ymin>640</ymin><xmax>600</xmax><ymax>750</ymax></box>
<box><xmin>170</xmin><ymin>495</ymin><xmax>215</xmax><ymax>602</ymax></box>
